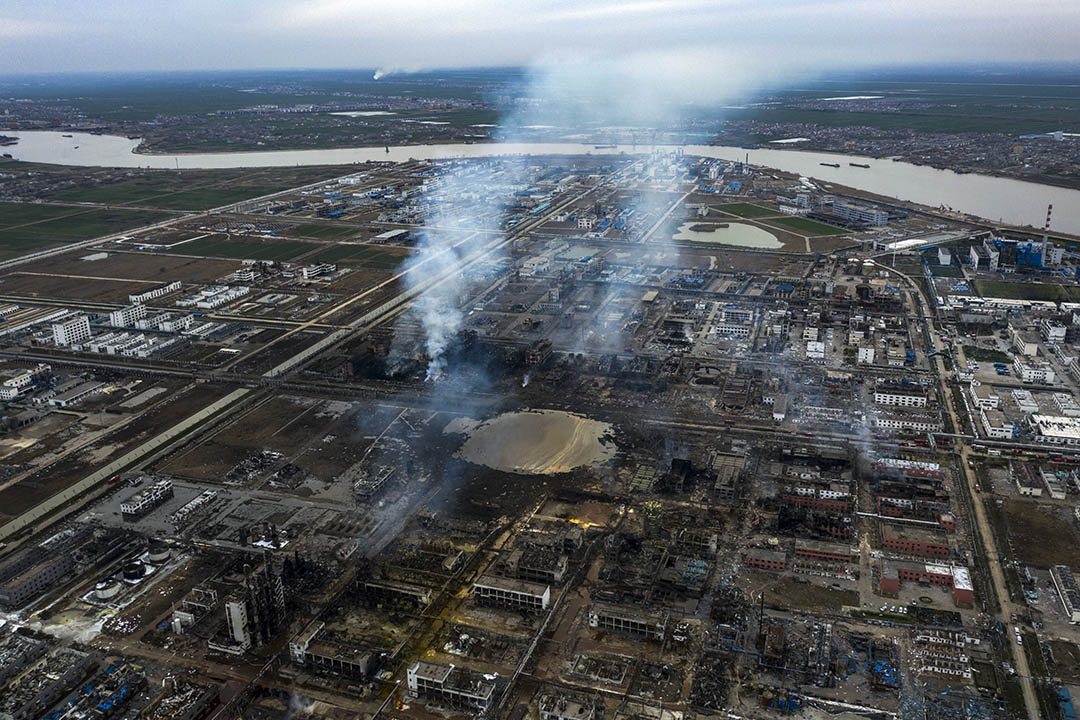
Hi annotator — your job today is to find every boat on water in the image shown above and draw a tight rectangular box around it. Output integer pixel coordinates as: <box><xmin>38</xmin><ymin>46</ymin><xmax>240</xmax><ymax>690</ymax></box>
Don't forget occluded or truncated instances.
<box><xmin>61</xmin><ymin>134</ymin><xmax>72</xmax><ymax>138</ymax></box>
<box><xmin>594</xmin><ymin>144</ymin><xmax>617</xmax><ymax>149</ymax></box>
<box><xmin>820</xmin><ymin>162</ymin><xmax>840</xmax><ymax>168</ymax></box>
<box><xmin>850</xmin><ymin>162</ymin><xmax>870</xmax><ymax>168</ymax></box>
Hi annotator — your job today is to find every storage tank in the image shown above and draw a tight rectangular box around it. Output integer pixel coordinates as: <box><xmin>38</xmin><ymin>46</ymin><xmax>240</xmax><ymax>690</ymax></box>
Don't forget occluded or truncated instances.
<box><xmin>122</xmin><ymin>561</ymin><xmax>146</xmax><ymax>582</ymax></box>
<box><xmin>148</xmin><ymin>541</ymin><xmax>170</xmax><ymax>564</ymax></box>
<box><xmin>95</xmin><ymin>578</ymin><xmax>121</xmax><ymax>600</ymax></box>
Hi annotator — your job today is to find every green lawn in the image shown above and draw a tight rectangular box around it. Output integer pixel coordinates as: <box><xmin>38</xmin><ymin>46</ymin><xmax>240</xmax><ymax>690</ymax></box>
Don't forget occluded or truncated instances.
<box><xmin>0</xmin><ymin>204</ymin><xmax>174</xmax><ymax>257</ymax></box>
<box><xmin>309</xmin><ymin>244</ymin><xmax>408</xmax><ymax>270</ymax></box>
<box><xmin>711</xmin><ymin>202</ymin><xmax>777</xmax><ymax>219</ymax></box>
<box><xmin>974</xmin><ymin>279</ymin><xmax>1080</xmax><ymax>302</ymax></box>
<box><xmin>963</xmin><ymin>345</ymin><xmax>1011</xmax><ymax>364</ymax></box>
<box><xmin>176</xmin><ymin>236</ymin><xmax>314</xmax><ymax>262</ymax></box>
<box><xmin>0</xmin><ymin>202</ymin><xmax>86</xmax><ymax>227</ymax></box>
<box><xmin>764</xmin><ymin>216</ymin><xmax>851</xmax><ymax>236</ymax></box>
<box><xmin>297</xmin><ymin>224</ymin><xmax>362</xmax><ymax>239</ymax></box>
<box><xmin>138</xmin><ymin>188</ymin><xmax>280</xmax><ymax>210</ymax></box>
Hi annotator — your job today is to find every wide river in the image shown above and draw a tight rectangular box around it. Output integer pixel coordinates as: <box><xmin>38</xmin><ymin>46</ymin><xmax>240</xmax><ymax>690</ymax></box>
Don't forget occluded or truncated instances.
<box><xmin>7</xmin><ymin>130</ymin><xmax>1080</xmax><ymax>234</ymax></box>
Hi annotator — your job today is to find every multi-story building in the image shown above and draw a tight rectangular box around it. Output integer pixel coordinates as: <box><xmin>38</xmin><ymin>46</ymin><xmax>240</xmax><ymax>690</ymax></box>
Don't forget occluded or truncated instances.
<box><xmin>833</xmin><ymin>201</ymin><xmax>888</xmax><ymax>226</ymax></box>
<box><xmin>1042</xmin><ymin>318</ymin><xmax>1068</xmax><ymax>343</ymax></box>
<box><xmin>879</xmin><ymin>559</ymin><xmax>973</xmax><ymax>607</ymax></box>
<box><xmin>588</xmin><ymin>602</ymin><xmax>668</xmax><ymax>640</ymax></box>
<box><xmin>130</xmin><ymin>280</ymin><xmax>182</xmax><ymax>304</ymax></box>
<box><xmin>472</xmin><ymin>575</ymin><xmax>550</xmax><ymax>611</ymax></box>
<box><xmin>981</xmin><ymin>408</ymin><xmax>1017</xmax><ymax>440</ymax></box>
<box><xmin>857</xmin><ymin>344</ymin><xmax>875</xmax><ymax>365</ymax></box>
<box><xmin>0</xmin><ymin>364</ymin><xmax>50</xmax><ymax>401</ymax></box>
<box><xmin>968</xmin><ymin>381</ymin><xmax>999</xmax><ymax>410</ymax></box>
<box><xmin>872</xmin><ymin>415</ymin><xmax>941</xmax><ymax>433</ymax></box>
<box><xmin>1011</xmin><ymin>325</ymin><xmax>1039</xmax><ymax>357</ymax></box>
<box><xmin>1013</xmin><ymin>357</ymin><xmax>1055</xmax><ymax>384</ymax></box>
<box><xmin>874</xmin><ymin>390</ymin><xmax>928</xmax><ymax>408</ymax></box>
<box><xmin>407</xmin><ymin>661</ymin><xmax>495</xmax><ymax>713</ymax></box>
<box><xmin>1051</xmin><ymin>565</ymin><xmax>1080</xmax><ymax>624</ymax></box>
<box><xmin>120</xmin><ymin>478</ymin><xmax>175</xmax><ymax>519</ymax></box>
<box><xmin>1029</xmin><ymin>415</ymin><xmax>1080</xmax><ymax>445</ymax></box>
<box><xmin>881</xmin><ymin>523</ymin><xmax>950</xmax><ymax>559</ymax></box>
<box><xmin>108</xmin><ymin>304</ymin><xmax>147</xmax><ymax>328</ymax></box>
<box><xmin>52</xmin><ymin>314</ymin><xmax>91</xmax><ymax>346</ymax></box>
<box><xmin>745</xmin><ymin>549</ymin><xmax>787</xmax><ymax>572</ymax></box>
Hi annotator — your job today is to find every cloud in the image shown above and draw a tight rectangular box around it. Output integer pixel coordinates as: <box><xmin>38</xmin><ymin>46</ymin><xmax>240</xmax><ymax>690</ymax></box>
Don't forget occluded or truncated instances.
<box><xmin>0</xmin><ymin>0</ymin><xmax>1077</xmax><ymax>73</ymax></box>
<box><xmin>0</xmin><ymin>17</ymin><xmax>65</xmax><ymax>39</ymax></box>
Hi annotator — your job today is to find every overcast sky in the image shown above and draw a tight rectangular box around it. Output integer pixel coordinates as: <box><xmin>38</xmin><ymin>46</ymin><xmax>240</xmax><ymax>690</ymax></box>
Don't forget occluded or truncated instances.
<box><xmin>2</xmin><ymin>0</ymin><xmax>1078</xmax><ymax>75</ymax></box>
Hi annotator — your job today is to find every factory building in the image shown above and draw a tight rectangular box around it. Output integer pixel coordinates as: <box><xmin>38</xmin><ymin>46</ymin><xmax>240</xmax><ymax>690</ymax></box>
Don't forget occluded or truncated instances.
<box><xmin>1051</xmin><ymin>565</ymin><xmax>1080</xmax><ymax>624</ymax></box>
<box><xmin>52</xmin><ymin>314</ymin><xmax>91</xmax><ymax>346</ymax></box>
<box><xmin>540</xmin><ymin>695</ymin><xmax>598</xmax><ymax>720</ymax></box>
<box><xmin>0</xmin><ymin>364</ymin><xmax>50</xmax><ymax>401</ymax></box>
<box><xmin>130</xmin><ymin>280</ymin><xmax>182</xmax><ymax>305</ymax></box>
<box><xmin>289</xmin><ymin>620</ymin><xmax>374</xmax><ymax>679</ymax></box>
<box><xmin>0</xmin><ymin>553</ymin><xmax>75</xmax><ymax>608</ymax></box>
<box><xmin>588</xmin><ymin>602</ymin><xmax>668</xmax><ymax>640</ymax></box>
<box><xmin>881</xmin><ymin>523</ymin><xmax>950</xmax><ymax>559</ymax></box>
<box><xmin>745</xmin><ymin>549</ymin><xmax>787</xmax><ymax>572</ymax></box>
<box><xmin>472</xmin><ymin>575</ymin><xmax>550</xmax><ymax>611</ymax></box>
<box><xmin>879</xmin><ymin>560</ymin><xmax>973</xmax><ymax>607</ymax></box>
<box><xmin>407</xmin><ymin>661</ymin><xmax>496</xmax><ymax>713</ymax></box>
<box><xmin>48</xmin><ymin>380</ymin><xmax>105</xmax><ymax>408</ymax></box>
<box><xmin>120</xmin><ymin>478</ymin><xmax>174</xmax><ymax>519</ymax></box>
<box><xmin>1029</xmin><ymin>415</ymin><xmax>1080</xmax><ymax>445</ymax></box>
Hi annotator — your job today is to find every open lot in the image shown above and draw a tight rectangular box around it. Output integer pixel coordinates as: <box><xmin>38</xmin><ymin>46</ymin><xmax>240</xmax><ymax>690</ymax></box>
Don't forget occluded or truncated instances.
<box><xmin>1001</xmin><ymin>499</ymin><xmax>1080</xmax><ymax>569</ymax></box>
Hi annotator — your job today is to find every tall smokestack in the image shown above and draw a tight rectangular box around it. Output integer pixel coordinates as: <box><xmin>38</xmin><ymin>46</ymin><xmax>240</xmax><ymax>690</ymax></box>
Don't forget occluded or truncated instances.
<box><xmin>1041</xmin><ymin>203</ymin><xmax>1053</xmax><ymax>265</ymax></box>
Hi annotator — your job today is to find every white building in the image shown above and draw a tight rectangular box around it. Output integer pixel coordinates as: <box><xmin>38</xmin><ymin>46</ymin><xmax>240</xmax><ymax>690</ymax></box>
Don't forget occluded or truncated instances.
<box><xmin>857</xmin><ymin>345</ymin><xmax>875</xmax><ymax>365</ymax></box>
<box><xmin>969</xmin><ymin>381</ymin><xmax>999</xmax><ymax>410</ymax></box>
<box><xmin>1051</xmin><ymin>565</ymin><xmax>1080</xmax><ymax>624</ymax></box>
<box><xmin>832</xmin><ymin>201</ymin><xmax>888</xmax><ymax>226</ymax></box>
<box><xmin>980</xmin><ymin>408</ymin><xmax>1016</xmax><ymax>440</ymax></box>
<box><xmin>225</xmin><ymin>599</ymin><xmax>252</xmax><ymax>651</ymax></box>
<box><xmin>1011</xmin><ymin>325</ymin><xmax>1039</xmax><ymax>357</ymax></box>
<box><xmin>1013</xmin><ymin>357</ymin><xmax>1055</xmax><ymax>384</ymax></box>
<box><xmin>129</xmin><ymin>280</ymin><xmax>182</xmax><ymax>305</ymax></box>
<box><xmin>1012</xmin><ymin>389</ymin><xmax>1040</xmax><ymax>415</ymax></box>
<box><xmin>872</xmin><ymin>415</ymin><xmax>941</xmax><ymax>433</ymax></box>
<box><xmin>119</xmin><ymin>478</ymin><xmax>174</xmax><ymax>517</ymax></box>
<box><xmin>0</xmin><ymin>364</ymin><xmax>50</xmax><ymax>401</ymax></box>
<box><xmin>108</xmin><ymin>304</ymin><xmax>147</xmax><ymax>328</ymax></box>
<box><xmin>806</xmin><ymin>341</ymin><xmax>825</xmax><ymax>362</ymax></box>
<box><xmin>1054</xmin><ymin>393</ymin><xmax>1080</xmax><ymax>418</ymax></box>
<box><xmin>1042</xmin><ymin>319</ymin><xmax>1067</xmax><ymax>344</ymax></box>
<box><xmin>874</xmin><ymin>390</ymin><xmax>928</xmax><ymax>408</ymax></box>
<box><xmin>472</xmin><ymin>575</ymin><xmax>550</xmax><ymax>611</ymax></box>
<box><xmin>937</xmin><ymin>247</ymin><xmax>952</xmax><ymax>266</ymax></box>
<box><xmin>1029</xmin><ymin>415</ymin><xmax>1080</xmax><ymax>445</ymax></box>
<box><xmin>52</xmin><ymin>315</ymin><xmax>91</xmax><ymax>346</ymax></box>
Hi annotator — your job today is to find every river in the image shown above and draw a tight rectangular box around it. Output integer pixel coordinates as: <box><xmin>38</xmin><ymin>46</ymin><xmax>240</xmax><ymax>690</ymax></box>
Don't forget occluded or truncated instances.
<box><xmin>6</xmin><ymin>130</ymin><xmax>1080</xmax><ymax>234</ymax></box>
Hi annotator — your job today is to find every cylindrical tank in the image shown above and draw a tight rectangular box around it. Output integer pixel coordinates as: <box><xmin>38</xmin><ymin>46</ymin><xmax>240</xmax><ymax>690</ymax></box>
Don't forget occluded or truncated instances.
<box><xmin>95</xmin><ymin>578</ymin><xmax>121</xmax><ymax>600</ymax></box>
<box><xmin>122</xmin><ymin>561</ymin><xmax>146</xmax><ymax>582</ymax></box>
<box><xmin>148</xmin><ymin>541</ymin><xmax>170</xmax><ymax>564</ymax></box>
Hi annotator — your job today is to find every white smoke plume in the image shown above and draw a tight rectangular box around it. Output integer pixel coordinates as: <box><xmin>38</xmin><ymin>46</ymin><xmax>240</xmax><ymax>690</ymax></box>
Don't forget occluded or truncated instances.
<box><xmin>393</xmin><ymin>50</ymin><xmax>806</xmax><ymax>376</ymax></box>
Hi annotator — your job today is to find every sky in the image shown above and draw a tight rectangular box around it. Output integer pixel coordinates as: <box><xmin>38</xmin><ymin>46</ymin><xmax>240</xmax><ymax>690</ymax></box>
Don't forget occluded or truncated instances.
<box><xmin>1</xmin><ymin>0</ymin><xmax>1078</xmax><ymax>75</ymax></box>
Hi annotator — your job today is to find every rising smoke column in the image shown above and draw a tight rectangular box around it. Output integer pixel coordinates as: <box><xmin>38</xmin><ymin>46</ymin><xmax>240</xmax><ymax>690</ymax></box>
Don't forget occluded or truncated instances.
<box><xmin>392</xmin><ymin>52</ymin><xmax>801</xmax><ymax>377</ymax></box>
